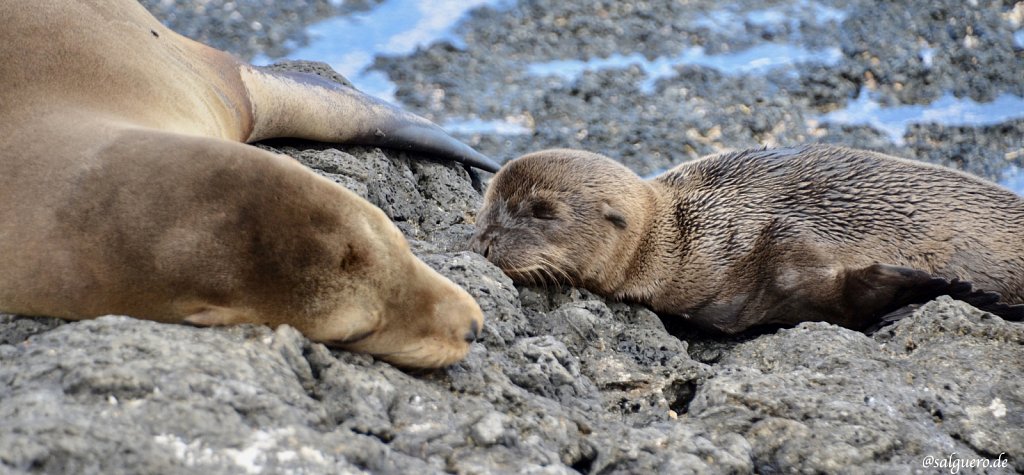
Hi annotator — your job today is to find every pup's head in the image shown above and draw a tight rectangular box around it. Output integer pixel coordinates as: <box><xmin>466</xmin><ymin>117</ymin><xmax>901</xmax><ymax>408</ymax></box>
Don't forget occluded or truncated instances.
<box><xmin>470</xmin><ymin>149</ymin><xmax>651</xmax><ymax>294</ymax></box>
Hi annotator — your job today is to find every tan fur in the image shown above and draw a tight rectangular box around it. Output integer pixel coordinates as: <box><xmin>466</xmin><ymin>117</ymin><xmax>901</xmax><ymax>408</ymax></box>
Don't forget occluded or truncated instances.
<box><xmin>0</xmin><ymin>0</ymin><xmax>488</xmax><ymax>367</ymax></box>
<box><xmin>472</xmin><ymin>146</ymin><xmax>1024</xmax><ymax>333</ymax></box>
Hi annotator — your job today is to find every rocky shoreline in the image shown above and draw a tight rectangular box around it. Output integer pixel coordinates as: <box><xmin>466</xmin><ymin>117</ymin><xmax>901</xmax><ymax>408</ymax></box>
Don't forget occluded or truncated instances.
<box><xmin>3</xmin><ymin>137</ymin><xmax>1021</xmax><ymax>473</ymax></box>
<box><xmin>3</xmin><ymin>0</ymin><xmax>1023</xmax><ymax>473</ymax></box>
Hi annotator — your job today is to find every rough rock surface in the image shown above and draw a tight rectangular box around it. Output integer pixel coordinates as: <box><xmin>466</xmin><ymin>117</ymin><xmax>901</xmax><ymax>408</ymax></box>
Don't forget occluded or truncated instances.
<box><xmin>3</xmin><ymin>0</ymin><xmax>1023</xmax><ymax>473</ymax></box>
<box><xmin>2</xmin><ymin>143</ymin><xmax>1021</xmax><ymax>473</ymax></box>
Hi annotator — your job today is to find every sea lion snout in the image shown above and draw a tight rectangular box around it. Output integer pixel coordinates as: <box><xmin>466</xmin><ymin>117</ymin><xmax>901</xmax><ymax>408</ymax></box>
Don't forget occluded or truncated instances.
<box><xmin>465</xmin><ymin>320</ymin><xmax>481</xmax><ymax>343</ymax></box>
<box><xmin>339</xmin><ymin>255</ymin><xmax>484</xmax><ymax>369</ymax></box>
<box><xmin>469</xmin><ymin>224</ymin><xmax>503</xmax><ymax>258</ymax></box>
<box><xmin>469</xmin><ymin>223</ymin><xmax>539</xmax><ymax>277</ymax></box>
<box><xmin>398</xmin><ymin>278</ymin><xmax>485</xmax><ymax>368</ymax></box>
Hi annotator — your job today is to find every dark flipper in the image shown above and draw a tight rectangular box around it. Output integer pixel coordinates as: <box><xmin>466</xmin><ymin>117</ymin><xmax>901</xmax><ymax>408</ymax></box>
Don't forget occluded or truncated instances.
<box><xmin>942</xmin><ymin>280</ymin><xmax>1024</xmax><ymax>322</ymax></box>
<box><xmin>377</xmin><ymin>122</ymin><xmax>502</xmax><ymax>173</ymax></box>
<box><xmin>242</xmin><ymin>67</ymin><xmax>502</xmax><ymax>173</ymax></box>
<box><xmin>846</xmin><ymin>264</ymin><xmax>1024</xmax><ymax>332</ymax></box>
<box><xmin>864</xmin><ymin>304</ymin><xmax>920</xmax><ymax>334</ymax></box>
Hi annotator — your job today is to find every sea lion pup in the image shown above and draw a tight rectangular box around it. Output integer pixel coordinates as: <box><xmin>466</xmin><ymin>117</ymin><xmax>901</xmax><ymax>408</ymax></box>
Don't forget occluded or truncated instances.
<box><xmin>470</xmin><ymin>146</ymin><xmax>1024</xmax><ymax>334</ymax></box>
<box><xmin>0</xmin><ymin>0</ymin><xmax>491</xmax><ymax>368</ymax></box>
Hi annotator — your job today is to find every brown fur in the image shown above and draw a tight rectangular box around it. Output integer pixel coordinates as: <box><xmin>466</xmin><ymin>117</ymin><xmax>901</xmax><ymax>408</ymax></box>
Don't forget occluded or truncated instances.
<box><xmin>0</xmin><ymin>0</ymin><xmax>488</xmax><ymax>367</ymax></box>
<box><xmin>472</xmin><ymin>146</ymin><xmax>1024</xmax><ymax>333</ymax></box>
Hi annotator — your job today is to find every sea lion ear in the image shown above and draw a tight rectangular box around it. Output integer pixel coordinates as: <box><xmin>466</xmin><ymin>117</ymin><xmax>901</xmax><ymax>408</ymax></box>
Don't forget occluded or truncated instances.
<box><xmin>602</xmin><ymin>202</ymin><xmax>628</xmax><ymax>229</ymax></box>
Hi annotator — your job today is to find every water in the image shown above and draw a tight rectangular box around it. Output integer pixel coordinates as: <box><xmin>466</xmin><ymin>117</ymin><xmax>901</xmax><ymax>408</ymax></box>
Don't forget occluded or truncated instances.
<box><xmin>919</xmin><ymin>48</ymin><xmax>936</xmax><ymax>68</ymax></box>
<box><xmin>819</xmin><ymin>91</ymin><xmax>1024</xmax><ymax>144</ymax></box>
<box><xmin>527</xmin><ymin>44</ymin><xmax>843</xmax><ymax>93</ymax></box>
<box><xmin>441</xmin><ymin>117</ymin><xmax>531</xmax><ymax>136</ymax></box>
<box><xmin>253</xmin><ymin>0</ymin><xmax>509</xmax><ymax>101</ymax></box>
<box><xmin>524</xmin><ymin>0</ymin><xmax>846</xmax><ymax>92</ymax></box>
<box><xmin>693</xmin><ymin>0</ymin><xmax>847</xmax><ymax>34</ymax></box>
<box><xmin>1001</xmin><ymin>165</ymin><xmax>1024</xmax><ymax>194</ymax></box>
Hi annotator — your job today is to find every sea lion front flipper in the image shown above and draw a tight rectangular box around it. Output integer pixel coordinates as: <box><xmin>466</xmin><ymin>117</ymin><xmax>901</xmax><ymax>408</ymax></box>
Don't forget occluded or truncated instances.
<box><xmin>843</xmin><ymin>264</ymin><xmax>1024</xmax><ymax>329</ymax></box>
<box><xmin>931</xmin><ymin>278</ymin><xmax>1024</xmax><ymax>322</ymax></box>
<box><xmin>238</xmin><ymin>67</ymin><xmax>502</xmax><ymax>173</ymax></box>
<box><xmin>864</xmin><ymin>304</ymin><xmax>921</xmax><ymax>333</ymax></box>
<box><xmin>843</xmin><ymin>264</ymin><xmax>950</xmax><ymax>312</ymax></box>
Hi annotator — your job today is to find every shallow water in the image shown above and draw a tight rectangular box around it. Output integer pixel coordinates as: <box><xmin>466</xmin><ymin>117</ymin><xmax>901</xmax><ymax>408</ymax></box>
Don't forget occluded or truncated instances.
<box><xmin>526</xmin><ymin>44</ymin><xmax>844</xmax><ymax>93</ymax></box>
<box><xmin>440</xmin><ymin>117</ymin><xmax>531</xmax><ymax>136</ymax></box>
<box><xmin>819</xmin><ymin>92</ymin><xmax>1024</xmax><ymax>145</ymax></box>
<box><xmin>521</xmin><ymin>0</ymin><xmax>847</xmax><ymax>93</ymax></box>
<box><xmin>254</xmin><ymin>0</ymin><xmax>509</xmax><ymax>101</ymax></box>
<box><xmin>692</xmin><ymin>0</ymin><xmax>847</xmax><ymax>34</ymax></box>
<box><xmin>1000</xmin><ymin>165</ymin><xmax>1024</xmax><ymax>194</ymax></box>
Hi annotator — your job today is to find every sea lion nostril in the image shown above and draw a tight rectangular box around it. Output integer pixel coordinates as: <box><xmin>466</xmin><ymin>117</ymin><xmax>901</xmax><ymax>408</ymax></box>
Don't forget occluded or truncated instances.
<box><xmin>464</xmin><ymin>320</ymin><xmax>481</xmax><ymax>342</ymax></box>
<box><xmin>470</xmin><ymin>234</ymin><xmax>491</xmax><ymax>258</ymax></box>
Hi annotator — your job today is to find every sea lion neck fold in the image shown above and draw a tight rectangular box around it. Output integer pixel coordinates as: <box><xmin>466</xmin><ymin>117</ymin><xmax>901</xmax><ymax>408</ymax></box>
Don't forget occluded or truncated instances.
<box><xmin>610</xmin><ymin>182</ymin><xmax>685</xmax><ymax>302</ymax></box>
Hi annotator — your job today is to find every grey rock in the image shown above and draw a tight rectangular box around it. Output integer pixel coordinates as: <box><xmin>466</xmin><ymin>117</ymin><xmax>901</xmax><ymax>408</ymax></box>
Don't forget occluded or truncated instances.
<box><xmin>689</xmin><ymin>297</ymin><xmax>1024</xmax><ymax>472</ymax></box>
<box><xmin>470</xmin><ymin>412</ymin><xmax>512</xmax><ymax>446</ymax></box>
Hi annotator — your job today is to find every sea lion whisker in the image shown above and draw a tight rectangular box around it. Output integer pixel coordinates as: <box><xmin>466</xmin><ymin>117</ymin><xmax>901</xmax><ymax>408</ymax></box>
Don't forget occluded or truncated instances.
<box><xmin>552</xmin><ymin>262</ymin><xmax>574</xmax><ymax>287</ymax></box>
<box><xmin>503</xmin><ymin>264</ymin><xmax>548</xmax><ymax>287</ymax></box>
<box><xmin>537</xmin><ymin>254</ymin><xmax>573</xmax><ymax>287</ymax></box>
<box><xmin>528</xmin><ymin>258</ymin><xmax>554</xmax><ymax>288</ymax></box>
<box><xmin>531</xmin><ymin>259</ymin><xmax>550</xmax><ymax>286</ymax></box>
<box><xmin>531</xmin><ymin>268</ymin><xmax>546</xmax><ymax>288</ymax></box>
<box><xmin>503</xmin><ymin>264</ymin><xmax>545</xmax><ymax>275</ymax></box>
<box><xmin>542</xmin><ymin>261</ymin><xmax>566</xmax><ymax>288</ymax></box>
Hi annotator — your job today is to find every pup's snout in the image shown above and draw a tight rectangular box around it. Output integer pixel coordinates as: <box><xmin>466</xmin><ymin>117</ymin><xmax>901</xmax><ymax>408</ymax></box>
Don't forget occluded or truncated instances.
<box><xmin>469</xmin><ymin>233</ymin><xmax>492</xmax><ymax>258</ymax></box>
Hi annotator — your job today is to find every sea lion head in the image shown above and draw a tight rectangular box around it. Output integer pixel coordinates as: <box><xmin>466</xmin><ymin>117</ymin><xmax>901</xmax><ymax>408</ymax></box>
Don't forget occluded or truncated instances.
<box><xmin>300</xmin><ymin>207</ymin><xmax>484</xmax><ymax>369</ymax></box>
<box><xmin>470</xmin><ymin>149</ymin><xmax>652</xmax><ymax>293</ymax></box>
<box><xmin>332</xmin><ymin>259</ymin><xmax>484</xmax><ymax>369</ymax></box>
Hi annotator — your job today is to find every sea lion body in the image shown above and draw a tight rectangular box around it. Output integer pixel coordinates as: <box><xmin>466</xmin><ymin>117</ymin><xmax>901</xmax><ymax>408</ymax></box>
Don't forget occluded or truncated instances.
<box><xmin>0</xmin><ymin>0</ymin><xmax>500</xmax><ymax>171</ymax></box>
<box><xmin>0</xmin><ymin>0</ymin><xmax>492</xmax><ymax>367</ymax></box>
<box><xmin>472</xmin><ymin>146</ymin><xmax>1024</xmax><ymax>333</ymax></box>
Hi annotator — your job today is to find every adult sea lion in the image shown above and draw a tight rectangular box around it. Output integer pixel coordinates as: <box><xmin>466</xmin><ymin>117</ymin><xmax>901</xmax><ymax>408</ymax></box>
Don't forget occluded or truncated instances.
<box><xmin>470</xmin><ymin>146</ymin><xmax>1024</xmax><ymax>334</ymax></box>
<box><xmin>0</xmin><ymin>0</ymin><xmax>494</xmax><ymax>368</ymax></box>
